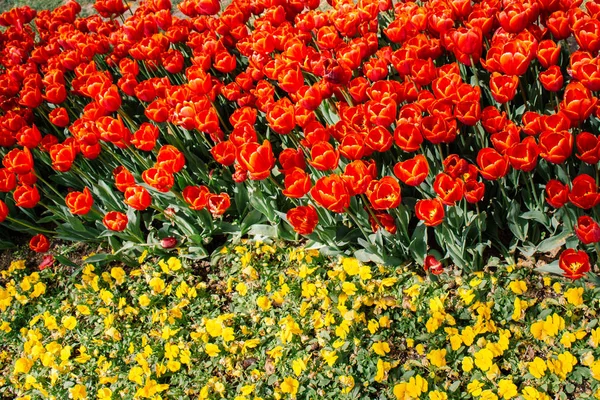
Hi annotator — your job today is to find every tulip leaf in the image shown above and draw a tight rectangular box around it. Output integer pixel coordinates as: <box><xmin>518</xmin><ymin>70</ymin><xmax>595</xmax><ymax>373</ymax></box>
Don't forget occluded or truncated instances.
<box><xmin>408</xmin><ymin>223</ymin><xmax>427</xmax><ymax>265</ymax></box>
<box><xmin>535</xmin><ymin>260</ymin><xmax>563</xmax><ymax>276</ymax></box>
<box><xmin>536</xmin><ymin>229</ymin><xmax>572</xmax><ymax>254</ymax></box>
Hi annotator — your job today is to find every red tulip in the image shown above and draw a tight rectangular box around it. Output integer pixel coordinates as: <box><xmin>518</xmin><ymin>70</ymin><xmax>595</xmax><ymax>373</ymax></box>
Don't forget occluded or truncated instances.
<box><xmin>208</xmin><ymin>193</ymin><xmax>230</xmax><ymax>216</ymax></box>
<box><xmin>477</xmin><ymin>148</ymin><xmax>509</xmax><ymax>180</ymax></box>
<box><xmin>366</xmin><ymin>176</ymin><xmax>402</xmax><ymax>210</ymax></box>
<box><xmin>14</xmin><ymin>184</ymin><xmax>40</xmax><ymax>208</ymax></box>
<box><xmin>569</xmin><ymin>174</ymin><xmax>600</xmax><ymax>210</ymax></box>
<box><xmin>394</xmin><ymin>155</ymin><xmax>429</xmax><ymax>187</ymax></box>
<box><xmin>282</xmin><ymin>168</ymin><xmax>311</xmax><ymax>199</ymax></box>
<box><xmin>160</xmin><ymin>237</ymin><xmax>178</xmax><ymax>249</ymax></box>
<box><xmin>30</xmin><ymin>234</ymin><xmax>50</xmax><ymax>253</ymax></box>
<box><xmin>559</xmin><ymin>248</ymin><xmax>590</xmax><ymax>280</ymax></box>
<box><xmin>415</xmin><ymin>198</ymin><xmax>445</xmax><ymax>227</ymax></box>
<box><xmin>287</xmin><ymin>205</ymin><xmax>319</xmax><ymax>235</ymax></box>
<box><xmin>310</xmin><ymin>174</ymin><xmax>351</xmax><ymax>213</ymax></box>
<box><xmin>65</xmin><ymin>187</ymin><xmax>94</xmax><ymax>215</ymax></box>
<box><xmin>237</xmin><ymin>140</ymin><xmax>275</xmax><ymax>180</ymax></box>
<box><xmin>575</xmin><ymin>216</ymin><xmax>600</xmax><ymax>244</ymax></box>
<box><xmin>124</xmin><ymin>185</ymin><xmax>152</xmax><ymax>211</ymax></box>
<box><xmin>103</xmin><ymin>211</ymin><xmax>128</xmax><ymax>231</ymax></box>
<box><xmin>545</xmin><ymin>179</ymin><xmax>569</xmax><ymax>208</ymax></box>
<box><xmin>0</xmin><ymin>199</ymin><xmax>8</xmax><ymax>223</ymax></box>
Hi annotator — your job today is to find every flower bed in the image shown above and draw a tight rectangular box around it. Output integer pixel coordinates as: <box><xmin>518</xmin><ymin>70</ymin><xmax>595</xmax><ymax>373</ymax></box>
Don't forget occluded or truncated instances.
<box><xmin>1</xmin><ymin>244</ymin><xmax>600</xmax><ymax>399</ymax></box>
<box><xmin>0</xmin><ymin>0</ymin><xmax>599</xmax><ymax>278</ymax></box>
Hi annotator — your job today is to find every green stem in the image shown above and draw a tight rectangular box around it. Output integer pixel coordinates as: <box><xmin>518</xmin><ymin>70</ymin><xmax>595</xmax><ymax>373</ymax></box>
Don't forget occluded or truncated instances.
<box><xmin>5</xmin><ymin>216</ymin><xmax>55</xmax><ymax>234</ymax></box>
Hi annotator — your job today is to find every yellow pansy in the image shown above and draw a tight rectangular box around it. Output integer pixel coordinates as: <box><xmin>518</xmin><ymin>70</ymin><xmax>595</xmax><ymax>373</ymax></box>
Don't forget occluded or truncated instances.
<box><xmin>498</xmin><ymin>379</ymin><xmax>518</xmax><ymax>399</ymax></box>
<box><xmin>69</xmin><ymin>384</ymin><xmax>87</xmax><ymax>400</ymax></box>
<box><xmin>508</xmin><ymin>280</ymin><xmax>527</xmax><ymax>294</ymax></box>
<box><xmin>62</xmin><ymin>316</ymin><xmax>77</xmax><ymax>330</ymax></box>
<box><xmin>462</xmin><ymin>356</ymin><xmax>474</xmax><ymax>372</ymax></box>
<box><xmin>280</xmin><ymin>377</ymin><xmax>299</xmax><ymax>396</ymax></box>
<box><xmin>474</xmin><ymin>348</ymin><xmax>494</xmax><ymax>371</ymax></box>
<box><xmin>257</xmin><ymin>296</ymin><xmax>272</xmax><ymax>311</ymax></box>
<box><xmin>530</xmin><ymin>313</ymin><xmax>564</xmax><ymax>340</ymax></box>
<box><xmin>205</xmin><ymin>343</ymin><xmax>220</xmax><ymax>357</ymax></box>
<box><xmin>564</xmin><ymin>287</ymin><xmax>583</xmax><ymax>306</ymax></box>
<box><xmin>427</xmin><ymin>349</ymin><xmax>447</xmax><ymax>368</ymax></box>
<box><xmin>528</xmin><ymin>357</ymin><xmax>547</xmax><ymax>379</ymax></box>
<box><xmin>372</xmin><ymin>341</ymin><xmax>391</xmax><ymax>356</ymax></box>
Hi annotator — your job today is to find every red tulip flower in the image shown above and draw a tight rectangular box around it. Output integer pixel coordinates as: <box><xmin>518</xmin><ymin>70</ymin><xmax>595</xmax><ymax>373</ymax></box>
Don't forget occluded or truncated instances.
<box><xmin>287</xmin><ymin>205</ymin><xmax>319</xmax><ymax>235</ymax></box>
<box><xmin>559</xmin><ymin>249</ymin><xmax>591</xmax><ymax>280</ymax></box>
<box><xmin>575</xmin><ymin>216</ymin><xmax>600</xmax><ymax>244</ymax></box>
<box><xmin>30</xmin><ymin>234</ymin><xmax>50</xmax><ymax>253</ymax></box>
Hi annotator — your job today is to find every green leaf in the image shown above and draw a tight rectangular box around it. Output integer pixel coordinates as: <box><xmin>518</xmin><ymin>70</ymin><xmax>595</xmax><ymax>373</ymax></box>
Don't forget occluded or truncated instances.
<box><xmin>409</xmin><ymin>223</ymin><xmax>427</xmax><ymax>264</ymax></box>
<box><xmin>537</xmin><ymin>229</ymin><xmax>572</xmax><ymax>254</ymax></box>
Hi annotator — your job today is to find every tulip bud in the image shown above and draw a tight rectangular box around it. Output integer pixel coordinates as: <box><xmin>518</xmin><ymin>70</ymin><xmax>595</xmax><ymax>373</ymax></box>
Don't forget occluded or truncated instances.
<box><xmin>160</xmin><ymin>237</ymin><xmax>178</xmax><ymax>249</ymax></box>
<box><xmin>424</xmin><ymin>255</ymin><xmax>444</xmax><ymax>275</ymax></box>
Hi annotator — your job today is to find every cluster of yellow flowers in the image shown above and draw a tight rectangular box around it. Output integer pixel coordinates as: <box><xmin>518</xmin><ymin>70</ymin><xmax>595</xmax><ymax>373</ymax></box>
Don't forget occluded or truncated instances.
<box><xmin>1</xmin><ymin>243</ymin><xmax>600</xmax><ymax>399</ymax></box>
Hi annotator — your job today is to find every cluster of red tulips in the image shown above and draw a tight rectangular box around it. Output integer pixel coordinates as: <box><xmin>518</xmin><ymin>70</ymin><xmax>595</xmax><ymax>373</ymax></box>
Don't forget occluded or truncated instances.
<box><xmin>0</xmin><ymin>0</ymin><xmax>599</xmax><ymax>277</ymax></box>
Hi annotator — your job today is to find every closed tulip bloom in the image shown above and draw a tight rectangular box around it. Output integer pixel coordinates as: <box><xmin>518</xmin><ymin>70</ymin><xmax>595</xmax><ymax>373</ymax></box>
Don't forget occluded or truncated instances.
<box><xmin>132</xmin><ymin>123</ymin><xmax>159</xmax><ymax>151</ymax></box>
<box><xmin>29</xmin><ymin>234</ymin><xmax>50</xmax><ymax>253</ymax></box>
<box><xmin>157</xmin><ymin>145</ymin><xmax>185</xmax><ymax>173</ymax></box>
<box><xmin>65</xmin><ymin>187</ymin><xmax>93</xmax><ymax>215</ymax></box>
<box><xmin>536</xmin><ymin>40</ymin><xmax>561</xmax><ymax>68</ymax></box>
<box><xmin>311</xmin><ymin>174</ymin><xmax>351</xmax><ymax>213</ymax></box>
<box><xmin>113</xmin><ymin>166</ymin><xmax>136</xmax><ymax>193</ymax></box>
<box><xmin>507</xmin><ymin>139</ymin><xmax>540</xmax><ymax>172</ymax></box>
<box><xmin>287</xmin><ymin>205</ymin><xmax>319</xmax><ymax>235</ymax></box>
<box><xmin>49</xmin><ymin>107</ymin><xmax>70</xmax><ymax>127</ymax></box>
<box><xmin>237</xmin><ymin>140</ymin><xmax>275</xmax><ymax>180</ymax></box>
<box><xmin>160</xmin><ymin>237</ymin><xmax>178</xmax><ymax>249</ymax></box>
<box><xmin>0</xmin><ymin>168</ymin><xmax>17</xmax><ymax>192</ymax></box>
<box><xmin>124</xmin><ymin>185</ymin><xmax>152</xmax><ymax>211</ymax></box>
<box><xmin>342</xmin><ymin>160</ymin><xmax>376</xmax><ymax>196</ymax></box>
<box><xmin>559</xmin><ymin>249</ymin><xmax>590</xmax><ymax>280</ymax></box>
<box><xmin>575</xmin><ymin>216</ymin><xmax>600</xmax><ymax>244</ymax></box>
<box><xmin>538</xmin><ymin>130</ymin><xmax>573</xmax><ymax>164</ymax></box>
<box><xmin>490</xmin><ymin>73</ymin><xmax>519</xmax><ymax>104</ymax></box>
<box><xmin>142</xmin><ymin>167</ymin><xmax>174</xmax><ymax>193</ymax></box>
<box><xmin>394</xmin><ymin>123</ymin><xmax>423</xmax><ymax>152</ymax></box>
<box><xmin>477</xmin><ymin>148</ymin><xmax>509</xmax><ymax>180</ymax></box>
<box><xmin>394</xmin><ymin>155</ymin><xmax>429</xmax><ymax>187</ymax></box>
<box><xmin>367</xmin><ymin>176</ymin><xmax>401</xmax><ymax>210</ymax></box>
<box><xmin>433</xmin><ymin>173</ymin><xmax>464</xmax><ymax>206</ymax></box>
<box><xmin>569</xmin><ymin>174</ymin><xmax>600</xmax><ymax>209</ymax></box>
<box><xmin>283</xmin><ymin>168</ymin><xmax>311</xmax><ymax>199</ymax></box>
<box><xmin>560</xmin><ymin>82</ymin><xmax>597</xmax><ymax>123</ymax></box>
<box><xmin>576</xmin><ymin>132</ymin><xmax>600</xmax><ymax>164</ymax></box>
<box><xmin>539</xmin><ymin>65</ymin><xmax>564</xmax><ymax>92</ymax></box>
<box><xmin>14</xmin><ymin>184</ymin><xmax>40</xmax><ymax>208</ymax></box>
<box><xmin>103</xmin><ymin>211</ymin><xmax>128</xmax><ymax>231</ymax></box>
<box><xmin>210</xmin><ymin>141</ymin><xmax>236</xmax><ymax>166</ymax></box>
<box><xmin>464</xmin><ymin>180</ymin><xmax>485</xmax><ymax>203</ymax></box>
<box><xmin>0</xmin><ymin>199</ymin><xmax>8</xmax><ymax>222</ymax></box>
<box><xmin>49</xmin><ymin>143</ymin><xmax>77</xmax><ymax>172</ymax></box>
<box><xmin>545</xmin><ymin>179</ymin><xmax>569</xmax><ymax>208</ymax></box>
<box><xmin>424</xmin><ymin>255</ymin><xmax>443</xmax><ymax>275</ymax></box>
<box><xmin>266</xmin><ymin>98</ymin><xmax>295</xmax><ymax>134</ymax></box>
<box><xmin>366</xmin><ymin>126</ymin><xmax>393</xmax><ymax>153</ymax></box>
<box><xmin>415</xmin><ymin>198</ymin><xmax>445</xmax><ymax>227</ymax></box>
<box><xmin>309</xmin><ymin>141</ymin><xmax>340</xmax><ymax>171</ymax></box>
<box><xmin>3</xmin><ymin>147</ymin><xmax>34</xmax><ymax>175</ymax></box>
<box><xmin>278</xmin><ymin>148</ymin><xmax>306</xmax><ymax>175</ymax></box>
<box><xmin>182</xmin><ymin>185</ymin><xmax>211</xmax><ymax>210</ymax></box>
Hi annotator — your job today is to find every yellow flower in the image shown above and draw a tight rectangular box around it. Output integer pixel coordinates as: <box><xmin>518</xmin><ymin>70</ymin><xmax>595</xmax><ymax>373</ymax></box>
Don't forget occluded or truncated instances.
<box><xmin>342</xmin><ymin>257</ymin><xmax>360</xmax><ymax>276</ymax></box>
<box><xmin>427</xmin><ymin>349</ymin><xmax>447</xmax><ymax>368</ymax></box>
<box><xmin>406</xmin><ymin>375</ymin><xmax>428</xmax><ymax>397</ymax></box>
<box><xmin>467</xmin><ymin>380</ymin><xmax>484</xmax><ymax>397</ymax></box>
<box><xmin>205</xmin><ymin>318</ymin><xmax>223</xmax><ymax>337</ymax></box>
<box><xmin>590</xmin><ymin>360</ymin><xmax>600</xmax><ymax>380</ymax></box>
<box><xmin>546</xmin><ymin>351</ymin><xmax>577</xmax><ymax>380</ymax></box>
<box><xmin>372</xmin><ymin>341</ymin><xmax>391</xmax><ymax>356</ymax></box>
<box><xmin>149</xmin><ymin>277</ymin><xmax>166</xmax><ymax>293</ymax></box>
<box><xmin>474</xmin><ymin>348</ymin><xmax>494</xmax><ymax>371</ymax></box>
<box><xmin>292</xmin><ymin>358</ymin><xmax>306</xmax><ymax>376</ymax></box>
<box><xmin>512</xmin><ymin>298</ymin><xmax>525</xmax><ymax>321</ymax></box>
<box><xmin>530</xmin><ymin>313</ymin><xmax>564</xmax><ymax>340</ymax></box>
<box><xmin>138</xmin><ymin>294</ymin><xmax>151</xmax><ymax>307</ymax></box>
<box><xmin>508</xmin><ymin>280</ymin><xmax>527</xmax><ymax>294</ymax></box>
<box><xmin>205</xmin><ymin>343</ymin><xmax>220</xmax><ymax>357</ymax></box>
<box><xmin>257</xmin><ymin>296</ymin><xmax>272</xmax><ymax>311</ymax></box>
<box><xmin>321</xmin><ymin>349</ymin><xmax>338</xmax><ymax>367</ymax></box>
<box><xmin>522</xmin><ymin>386</ymin><xmax>551</xmax><ymax>400</ymax></box>
<box><xmin>138</xmin><ymin>250</ymin><xmax>148</xmax><ymax>264</ymax></box>
<box><xmin>374</xmin><ymin>358</ymin><xmax>391</xmax><ymax>382</ymax></box>
<box><xmin>528</xmin><ymin>357</ymin><xmax>547</xmax><ymax>379</ymax></box>
<box><xmin>480</xmin><ymin>390</ymin><xmax>498</xmax><ymax>400</ymax></box>
<box><xmin>462</xmin><ymin>356</ymin><xmax>474</xmax><ymax>372</ymax></box>
<box><xmin>62</xmin><ymin>316</ymin><xmax>77</xmax><ymax>330</ymax></box>
<box><xmin>429</xmin><ymin>391</ymin><xmax>448</xmax><ymax>400</ymax></box>
<box><xmin>280</xmin><ymin>377</ymin><xmax>299</xmax><ymax>397</ymax></box>
<box><xmin>236</xmin><ymin>282</ymin><xmax>248</xmax><ymax>296</ymax></box>
<box><xmin>110</xmin><ymin>267</ymin><xmax>126</xmax><ymax>285</ymax></box>
<box><xmin>498</xmin><ymin>379</ymin><xmax>518</xmax><ymax>399</ymax></box>
<box><xmin>97</xmin><ymin>388</ymin><xmax>112</xmax><ymax>399</ymax></box>
<box><xmin>14</xmin><ymin>357</ymin><xmax>33</xmax><ymax>374</ymax></box>
<box><xmin>69</xmin><ymin>384</ymin><xmax>87</xmax><ymax>400</ymax></box>
<box><xmin>342</xmin><ymin>282</ymin><xmax>357</xmax><ymax>296</ymax></box>
<box><xmin>564</xmin><ymin>287</ymin><xmax>583</xmax><ymax>306</ymax></box>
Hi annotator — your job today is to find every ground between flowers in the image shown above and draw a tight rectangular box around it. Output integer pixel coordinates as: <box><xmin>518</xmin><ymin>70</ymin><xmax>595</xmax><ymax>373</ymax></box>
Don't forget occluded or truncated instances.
<box><xmin>1</xmin><ymin>243</ymin><xmax>600</xmax><ymax>399</ymax></box>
